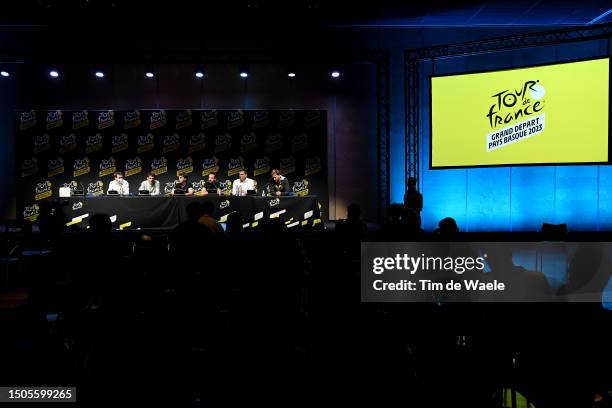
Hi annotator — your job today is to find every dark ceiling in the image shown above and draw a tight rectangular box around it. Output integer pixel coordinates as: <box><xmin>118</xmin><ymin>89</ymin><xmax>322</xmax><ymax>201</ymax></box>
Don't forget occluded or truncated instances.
<box><xmin>0</xmin><ymin>0</ymin><xmax>610</xmax><ymax>64</ymax></box>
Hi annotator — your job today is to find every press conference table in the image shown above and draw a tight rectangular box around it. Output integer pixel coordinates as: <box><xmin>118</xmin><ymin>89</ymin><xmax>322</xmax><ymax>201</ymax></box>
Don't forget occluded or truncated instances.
<box><xmin>57</xmin><ymin>195</ymin><xmax>321</xmax><ymax>230</ymax></box>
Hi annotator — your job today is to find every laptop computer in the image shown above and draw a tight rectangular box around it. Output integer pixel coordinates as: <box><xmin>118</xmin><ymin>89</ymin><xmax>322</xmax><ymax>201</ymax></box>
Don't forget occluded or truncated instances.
<box><xmin>138</xmin><ymin>190</ymin><xmax>150</xmax><ymax>196</ymax></box>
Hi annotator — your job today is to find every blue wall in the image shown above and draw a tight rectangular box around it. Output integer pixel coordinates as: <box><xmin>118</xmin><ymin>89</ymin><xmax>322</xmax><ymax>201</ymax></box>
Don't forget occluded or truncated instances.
<box><xmin>419</xmin><ymin>38</ymin><xmax>612</xmax><ymax>232</ymax></box>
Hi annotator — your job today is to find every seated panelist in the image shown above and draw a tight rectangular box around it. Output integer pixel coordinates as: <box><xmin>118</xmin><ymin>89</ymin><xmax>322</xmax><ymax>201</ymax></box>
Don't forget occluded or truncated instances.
<box><xmin>173</xmin><ymin>173</ymin><xmax>194</xmax><ymax>196</ymax></box>
<box><xmin>107</xmin><ymin>171</ymin><xmax>129</xmax><ymax>195</ymax></box>
<box><xmin>139</xmin><ymin>172</ymin><xmax>161</xmax><ymax>195</ymax></box>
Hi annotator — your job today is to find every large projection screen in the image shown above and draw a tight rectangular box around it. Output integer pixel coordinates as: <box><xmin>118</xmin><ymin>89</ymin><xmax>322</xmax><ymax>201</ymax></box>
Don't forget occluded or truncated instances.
<box><xmin>430</xmin><ymin>57</ymin><xmax>610</xmax><ymax>169</ymax></box>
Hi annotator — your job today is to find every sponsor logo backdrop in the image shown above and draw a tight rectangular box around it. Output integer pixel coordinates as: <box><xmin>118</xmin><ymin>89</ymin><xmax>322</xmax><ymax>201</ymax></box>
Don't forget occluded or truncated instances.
<box><xmin>16</xmin><ymin>110</ymin><xmax>327</xmax><ymax>222</ymax></box>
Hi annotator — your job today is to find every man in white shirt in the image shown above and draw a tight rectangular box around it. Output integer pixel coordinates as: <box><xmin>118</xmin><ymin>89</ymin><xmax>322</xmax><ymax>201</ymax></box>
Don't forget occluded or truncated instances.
<box><xmin>232</xmin><ymin>170</ymin><xmax>255</xmax><ymax>196</ymax></box>
<box><xmin>108</xmin><ymin>171</ymin><xmax>130</xmax><ymax>195</ymax></box>
<box><xmin>138</xmin><ymin>172</ymin><xmax>161</xmax><ymax>195</ymax></box>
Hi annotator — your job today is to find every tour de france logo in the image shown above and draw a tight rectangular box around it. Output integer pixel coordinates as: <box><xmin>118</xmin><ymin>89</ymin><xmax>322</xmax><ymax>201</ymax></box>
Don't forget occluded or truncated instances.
<box><xmin>486</xmin><ymin>80</ymin><xmax>545</xmax><ymax>152</ymax></box>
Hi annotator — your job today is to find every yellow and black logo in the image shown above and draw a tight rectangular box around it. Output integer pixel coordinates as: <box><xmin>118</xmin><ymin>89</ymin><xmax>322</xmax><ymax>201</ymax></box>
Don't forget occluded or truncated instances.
<box><xmin>176</xmin><ymin>110</ymin><xmax>193</xmax><ymax>130</ymax></box>
<box><xmin>72</xmin><ymin>111</ymin><xmax>89</xmax><ymax>130</ymax></box>
<box><xmin>227</xmin><ymin>156</ymin><xmax>245</xmax><ymax>177</ymax></box>
<box><xmin>33</xmin><ymin>134</ymin><xmax>51</xmax><ymax>154</ymax></box>
<box><xmin>47</xmin><ymin>158</ymin><xmax>65</xmax><ymax>177</ymax></box>
<box><xmin>99</xmin><ymin>157</ymin><xmax>117</xmax><ymax>178</ymax></box>
<box><xmin>21</xmin><ymin>158</ymin><xmax>39</xmax><ymax>178</ymax></box>
<box><xmin>19</xmin><ymin>110</ymin><xmax>37</xmax><ymax>131</ymax></box>
<box><xmin>73</xmin><ymin>157</ymin><xmax>91</xmax><ymax>177</ymax></box>
<box><xmin>253</xmin><ymin>156</ymin><xmax>270</xmax><ymax>177</ymax></box>
<box><xmin>125</xmin><ymin>157</ymin><xmax>143</xmax><ymax>177</ymax></box>
<box><xmin>279</xmin><ymin>156</ymin><xmax>296</xmax><ymax>175</ymax></box>
<box><xmin>291</xmin><ymin>132</ymin><xmax>308</xmax><ymax>153</ymax></box>
<box><xmin>201</xmin><ymin>156</ymin><xmax>220</xmax><ymax>176</ymax></box>
<box><xmin>137</xmin><ymin>133</ymin><xmax>155</xmax><ymax>153</ymax></box>
<box><xmin>150</xmin><ymin>110</ymin><xmax>167</xmax><ymax>130</ymax></box>
<box><xmin>220</xmin><ymin>181</ymin><xmax>233</xmax><ymax>196</ymax></box>
<box><xmin>292</xmin><ymin>179</ymin><xmax>309</xmax><ymax>197</ymax></box>
<box><xmin>305</xmin><ymin>156</ymin><xmax>322</xmax><ymax>176</ymax></box>
<box><xmin>111</xmin><ymin>133</ymin><xmax>129</xmax><ymax>154</ymax></box>
<box><xmin>176</xmin><ymin>157</ymin><xmax>194</xmax><ymax>176</ymax></box>
<box><xmin>85</xmin><ymin>133</ymin><xmax>103</xmax><ymax>154</ymax></box>
<box><xmin>35</xmin><ymin>181</ymin><xmax>53</xmax><ymax>201</ymax></box>
<box><xmin>123</xmin><ymin>110</ymin><xmax>141</xmax><ymax>130</ymax></box>
<box><xmin>226</xmin><ymin>110</ymin><xmax>244</xmax><ymax>129</ymax></box>
<box><xmin>46</xmin><ymin>110</ymin><xmax>63</xmax><ymax>130</ymax></box>
<box><xmin>87</xmin><ymin>181</ymin><xmax>104</xmax><ymax>196</ymax></box>
<box><xmin>240</xmin><ymin>132</ymin><xmax>258</xmax><ymax>153</ymax></box>
<box><xmin>201</xmin><ymin>111</ymin><xmax>218</xmax><ymax>129</ymax></box>
<box><xmin>215</xmin><ymin>132</ymin><xmax>232</xmax><ymax>153</ymax></box>
<box><xmin>23</xmin><ymin>204</ymin><xmax>40</xmax><ymax>222</ymax></box>
<box><xmin>151</xmin><ymin>157</ymin><xmax>168</xmax><ymax>176</ymax></box>
<box><xmin>188</xmin><ymin>133</ymin><xmax>206</xmax><ymax>153</ymax></box>
<box><xmin>59</xmin><ymin>133</ymin><xmax>77</xmax><ymax>154</ymax></box>
<box><xmin>97</xmin><ymin>111</ymin><xmax>115</xmax><ymax>130</ymax></box>
<box><xmin>265</xmin><ymin>132</ymin><xmax>282</xmax><ymax>153</ymax></box>
<box><xmin>163</xmin><ymin>133</ymin><xmax>181</xmax><ymax>153</ymax></box>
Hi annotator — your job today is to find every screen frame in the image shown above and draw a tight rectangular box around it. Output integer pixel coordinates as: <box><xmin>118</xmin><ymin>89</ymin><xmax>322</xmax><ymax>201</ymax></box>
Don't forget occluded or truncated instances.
<box><xmin>429</xmin><ymin>56</ymin><xmax>611</xmax><ymax>170</ymax></box>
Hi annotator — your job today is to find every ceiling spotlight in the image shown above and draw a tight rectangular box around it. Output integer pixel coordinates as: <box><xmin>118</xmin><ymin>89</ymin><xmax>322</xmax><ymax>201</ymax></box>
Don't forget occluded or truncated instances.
<box><xmin>95</xmin><ymin>71</ymin><xmax>105</xmax><ymax>78</ymax></box>
<box><xmin>49</xmin><ymin>70</ymin><xmax>60</xmax><ymax>78</ymax></box>
<box><xmin>288</xmin><ymin>72</ymin><xmax>296</xmax><ymax>78</ymax></box>
<box><xmin>0</xmin><ymin>71</ymin><xmax>9</xmax><ymax>78</ymax></box>
<box><xmin>330</xmin><ymin>71</ymin><xmax>341</xmax><ymax>79</ymax></box>
<box><xmin>239</xmin><ymin>64</ymin><xmax>249</xmax><ymax>79</ymax></box>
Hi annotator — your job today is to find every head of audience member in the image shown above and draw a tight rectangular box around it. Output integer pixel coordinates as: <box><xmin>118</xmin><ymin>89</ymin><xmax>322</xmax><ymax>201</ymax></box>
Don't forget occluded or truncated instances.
<box><xmin>437</xmin><ymin>217</ymin><xmax>459</xmax><ymax>237</ymax></box>
<box><xmin>271</xmin><ymin>169</ymin><xmax>282</xmax><ymax>183</ymax></box>
<box><xmin>207</xmin><ymin>173</ymin><xmax>217</xmax><ymax>183</ymax></box>
<box><xmin>114</xmin><ymin>171</ymin><xmax>124</xmax><ymax>181</ymax></box>
<box><xmin>407</xmin><ymin>177</ymin><xmax>417</xmax><ymax>192</ymax></box>
<box><xmin>238</xmin><ymin>170</ymin><xmax>247</xmax><ymax>182</ymax></box>
<box><xmin>347</xmin><ymin>203</ymin><xmax>362</xmax><ymax>222</ymax></box>
<box><xmin>185</xmin><ymin>202</ymin><xmax>205</xmax><ymax>222</ymax></box>
<box><xmin>178</xmin><ymin>173</ymin><xmax>188</xmax><ymax>185</ymax></box>
<box><xmin>147</xmin><ymin>172</ymin><xmax>156</xmax><ymax>185</ymax></box>
<box><xmin>388</xmin><ymin>204</ymin><xmax>403</xmax><ymax>223</ymax></box>
<box><xmin>89</xmin><ymin>213</ymin><xmax>113</xmax><ymax>234</ymax></box>
<box><xmin>563</xmin><ymin>243</ymin><xmax>609</xmax><ymax>295</ymax></box>
<box><xmin>202</xmin><ymin>201</ymin><xmax>215</xmax><ymax>217</ymax></box>
<box><xmin>402</xmin><ymin>207</ymin><xmax>420</xmax><ymax>229</ymax></box>
<box><xmin>227</xmin><ymin>211</ymin><xmax>243</xmax><ymax>236</ymax></box>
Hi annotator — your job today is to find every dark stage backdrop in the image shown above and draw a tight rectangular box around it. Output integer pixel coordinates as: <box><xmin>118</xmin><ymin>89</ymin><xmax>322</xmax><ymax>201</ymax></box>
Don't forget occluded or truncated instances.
<box><xmin>15</xmin><ymin>109</ymin><xmax>327</xmax><ymax>223</ymax></box>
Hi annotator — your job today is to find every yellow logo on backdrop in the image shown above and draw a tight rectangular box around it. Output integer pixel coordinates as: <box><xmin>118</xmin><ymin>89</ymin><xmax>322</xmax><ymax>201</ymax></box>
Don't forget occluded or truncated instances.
<box><xmin>125</xmin><ymin>157</ymin><xmax>143</xmax><ymax>177</ymax></box>
<box><xmin>35</xmin><ymin>181</ymin><xmax>53</xmax><ymax>201</ymax></box>
<box><xmin>23</xmin><ymin>204</ymin><xmax>40</xmax><ymax>222</ymax></box>
<box><xmin>21</xmin><ymin>158</ymin><xmax>38</xmax><ymax>178</ymax></box>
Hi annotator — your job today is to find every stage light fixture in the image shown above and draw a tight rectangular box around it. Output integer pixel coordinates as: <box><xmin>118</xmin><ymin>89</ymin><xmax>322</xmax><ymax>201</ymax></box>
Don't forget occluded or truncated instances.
<box><xmin>49</xmin><ymin>69</ymin><xmax>60</xmax><ymax>78</ymax></box>
<box><xmin>0</xmin><ymin>71</ymin><xmax>9</xmax><ymax>77</ymax></box>
<box><xmin>195</xmin><ymin>67</ymin><xmax>205</xmax><ymax>79</ymax></box>
<box><xmin>95</xmin><ymin>71</ymin><xmax>105</xmax><ymax>78</ymax></box>
<box><xmin>240</xmin><ymin>71</ymin><xmax>248</xmax><ymax>78</ymax></box>
<box><xmin>145</xmin><ymin>71</ymin><xmax>155</xmax><ymax>78</ymax></box>
<box><xmin>288</xmin><ymin>72</ymin><xmax>296</xmax><ymax>78</ymax></box>
<box><xmin>330</xmin><ymin>71</ymin><xmax>341</xmax><ymax>79</ymax></box>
